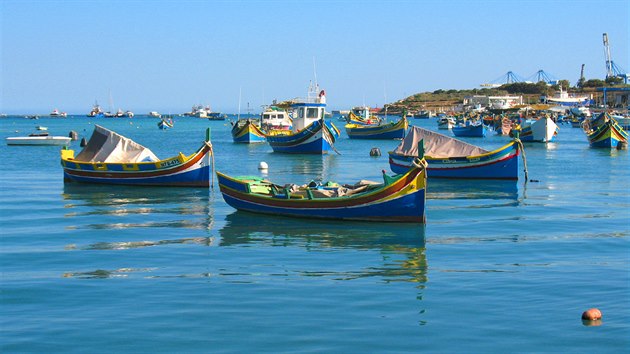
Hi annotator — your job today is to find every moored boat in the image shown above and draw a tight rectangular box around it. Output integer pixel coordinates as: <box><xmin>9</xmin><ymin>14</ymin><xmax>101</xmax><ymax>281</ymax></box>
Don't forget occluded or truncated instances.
<box><xmin>583</xmin><ymin>112</ymin><xmax>628</xmax><ymax>148</ymax></box>
<box><xmin>452</xmin><ymin>120</ymin><xmax>487</xmax><ymax>137</ymax></box>
<box><xmin>512</xmin><ymin>116</ymin><xmax>559</xmax><ymax>142</ymax></box>
<box><xmin>231</xmin><ymin>118</ymin><xmax>266</xmax><ymax>143</ymax></box>
<box><xmin>6</xmin><ymin>132</ymin><xmax>72</xmax><ymax>146</ymax></box>
<box><xmin>217</xmin><ymin>156</ymin><xmax>428</xmax><ymax>223</ymax></box>
<box><xmin>345</xmin><ymin>116</ymin><xmax>408</xmax><ymax>139</ymax></box>
<box><xmin>61</xmin><ymin>125</ymin><xmax>213</xmax><ymax>187</ymax></box>
<box><xmin>266</xmin><ymin>86</ymin><xmax>339</xmax><ymax>154</ymax></box>
<box><xmin>437</xmin><ymin>116</ymin><xmax>456</xmax><ymax>129</ymax></box>
<box><xmin>50</xmin><ymin>109</ymin><xmax>67</xmax><ymax>118</ymax></box>
<box><xmin>158</xmin><ymin>116</ymin><xmax>174</xmax><ymax>130</ymax></box>
<box><xmin>388</xmin><ymin>126</ymin><xmax>521</xmax><ymax>180</ymax></box>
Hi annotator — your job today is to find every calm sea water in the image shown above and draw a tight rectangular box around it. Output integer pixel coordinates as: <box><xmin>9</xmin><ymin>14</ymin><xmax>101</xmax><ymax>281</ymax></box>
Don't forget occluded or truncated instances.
<box><xmin>1</xmin><ymin>115</ymin><xmax>628</xmax><ymax>353</ymax></box>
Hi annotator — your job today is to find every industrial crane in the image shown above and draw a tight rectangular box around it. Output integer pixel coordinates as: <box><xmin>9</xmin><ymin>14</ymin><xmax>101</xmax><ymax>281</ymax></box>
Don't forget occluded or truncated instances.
<box><xmin>603</xmin><ymin>33</ymin><xmax>628</xmax><ymax>83</ymax></box>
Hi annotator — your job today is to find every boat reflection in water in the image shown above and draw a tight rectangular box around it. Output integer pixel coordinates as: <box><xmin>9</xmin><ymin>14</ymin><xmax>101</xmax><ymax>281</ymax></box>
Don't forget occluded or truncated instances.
<box><xmin>427</xmin><ymin>179</ymin><xmax>519</xmax><ymax>201</ymax></box>
<box><xmin>219</xmin><ymin>212</ymin><xmax>427</xmax><ymax>282</ymax></box>
<box><xmin>61</xmin><ymin>184</ymin><xmax>214</xmax><ymax>231</ymax></box>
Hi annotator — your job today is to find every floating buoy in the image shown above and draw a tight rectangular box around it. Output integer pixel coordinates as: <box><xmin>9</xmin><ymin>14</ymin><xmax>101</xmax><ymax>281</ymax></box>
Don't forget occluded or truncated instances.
<box><xmin>258</xmin><ymin>161</ymin><xmax>268</xmax><ymax>170</ymax></box>
<box><xmin>370</xmin><ymin>147</ymin><xmax>381</xmax><ymax>157</ymax></box>
<box><xmin>69</xmin><ymin>131</ymin><xmax>78</xmax><ymax>140</ymax></box>
<box><xmin>80</xmin><ymin>138</ymin><xmax>87</xmax><ymax>147</ymax></box>
<box><xmin>617</xmin><ymin>141</ymin><xmax>627</xmax><ymax>150</ymax></box>
<box><xmin>582</xmin><ymin>308</ymin><xmax>602</xmax><ymax>321</ymax></box>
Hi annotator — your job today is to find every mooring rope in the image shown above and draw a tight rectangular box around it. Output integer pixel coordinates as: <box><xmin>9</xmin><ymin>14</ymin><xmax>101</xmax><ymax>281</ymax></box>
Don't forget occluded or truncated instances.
<box><xmin>516</xmin><ymin>138</ymin><xmax>529</xmax><ymax>183</ymax></box>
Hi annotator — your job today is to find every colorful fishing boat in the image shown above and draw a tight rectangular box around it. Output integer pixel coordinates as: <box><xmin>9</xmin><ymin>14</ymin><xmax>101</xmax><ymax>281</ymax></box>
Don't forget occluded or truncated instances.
<box><xmin>452</xmin><ymin>120</ymin><xmax>487</xmax><ymax>137</ymax></box>
<box><xmin>61</xmin><ymin>125</ymin><xmax>213</xmax><ymax>187</ymax></box>
<box><xmin>266</xmin><ymin>86</ymin><xmax>340</xmax><ymax>154</ymax></box>
<box><xmin>345</xmin><ymin>116</ymin><xmax>408</xmax><ymax>139</ymax></box>
<box><xmin>583</xmin><ymin>112</ymin><xmax>628</xmax><ymax>148</ymax></box>
<box><xmin>512</xmin><ymin>116</ymin><xmax>559</xmax><ymax>142</ymax></box>
<box><xmin>158</xmin><ymin>116</ymin><xmax>174</xmax><ymax>130</ymax></box>
<box><xmin>216</xmin><ymin>156</ymin><xmax>427</xmax><ymax>223</ymax></box>
<box><xmin>231</xmin><ymin>118</ymin><xmax>266</xmax><ymax>143</ymax></box>
<box><xmin>389</xmin><ymin>126</ymin><xmax>521</xmax><ymax>180</ymax></box>
<box><xmin>437</xmin><ymin>116</ymin><xmax>456</xmax><ymax>129</ymax></box>
<box><xmin>346</xmin><ymin>107</ymin><xmax>381</xmax><ymax>125</ymax></box>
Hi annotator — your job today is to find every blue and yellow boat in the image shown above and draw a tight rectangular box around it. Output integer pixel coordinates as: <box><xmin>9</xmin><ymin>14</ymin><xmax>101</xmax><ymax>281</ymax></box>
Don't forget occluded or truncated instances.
<box><xmin>217</xmin><ymin>156</ymin><xmax>427</xmax><ymax>223</ymax></box>
<box><xmin>389</xmin><ymin>127</ymin><xmax>521</xmax><ymax>180</ymax></box>
<box><xmin>266</xmin><ymin>88</ymin><xmax>340</xmax><ymax>154</ymax></box>
<box><xmin>585</xmin><ymin>112</ymin><xmax>628</xmax><ymax>148</ymax></box>
<box><xmin>231</xmin><ymin>119</ymin><xmax>266</xmax><ymax>143</ymax></box>
<box><xmin>345</xmin><ymin>116</ymin><xmax>408</xmax><ymax>140</ymax></box>
<box><xmin>61</xmin><ymin>125</ymin><xmax>213</xmax><ymax>187</ymax></box>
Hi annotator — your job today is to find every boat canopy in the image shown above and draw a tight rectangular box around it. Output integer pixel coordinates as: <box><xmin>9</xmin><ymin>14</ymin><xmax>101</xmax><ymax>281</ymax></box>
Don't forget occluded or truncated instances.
<box><xmin>75</xmin><ymin>125</ymin><xmax>159</xmax><ymax>163</ymax></box>
<box><xmin>393</xmin><ymin>126</ymin><xmax>488</xmax><ymax>157</ymax></box>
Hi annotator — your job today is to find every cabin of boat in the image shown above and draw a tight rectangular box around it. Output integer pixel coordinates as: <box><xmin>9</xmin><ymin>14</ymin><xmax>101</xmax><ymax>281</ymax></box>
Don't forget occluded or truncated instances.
<box><xmin>261</xmin><ymin>107</ymin><xmax>292</xmax><ymax>131</ymax></box>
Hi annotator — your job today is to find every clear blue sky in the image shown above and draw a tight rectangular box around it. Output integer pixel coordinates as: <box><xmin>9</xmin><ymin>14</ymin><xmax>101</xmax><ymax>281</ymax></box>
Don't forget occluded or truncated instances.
<box><xmin>1</xmin><ymin>0</ymin><xmax>628</xmax><ymax>114</ymax></box>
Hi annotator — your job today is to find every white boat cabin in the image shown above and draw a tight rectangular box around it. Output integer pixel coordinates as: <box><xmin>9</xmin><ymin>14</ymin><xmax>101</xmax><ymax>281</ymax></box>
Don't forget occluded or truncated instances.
<box><xmin>261</xmin><ymin>108</ymin><xmax>292</xmax><ymax>130</ymax></box>
<box><xmin>290</xmin><ymin>89</ymin><xmax>327</xmax><ymax>131</ymax></box>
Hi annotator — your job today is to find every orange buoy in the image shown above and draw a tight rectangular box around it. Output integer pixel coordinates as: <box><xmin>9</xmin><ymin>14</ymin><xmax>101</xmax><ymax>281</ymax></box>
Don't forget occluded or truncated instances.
<box><xmin>582</xmin><ymin>308</ymin><xmax>602</xmax><ymax>321</ymax></box>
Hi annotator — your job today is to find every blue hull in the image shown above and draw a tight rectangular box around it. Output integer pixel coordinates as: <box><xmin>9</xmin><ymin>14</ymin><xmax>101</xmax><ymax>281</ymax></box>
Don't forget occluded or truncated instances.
<box><xmin>452</xmin><ymin>124</ymin><xmax>487</xmax><ymax>137</ymax></box>
<box><xmin>388</xmin><ymin>141</ymin><xmax>520</xmax><ymax>180</ymax></box>
<box><xmin>63</xmin><ymin>166</ymin><xmax>211</xmax><ymax>186</ymax></box>
<box><xmin>267</xmin><ymin>120</ymin><xmax>335</xmax><ymax>154</ymax></box>
<box><xmin>220</xmin><ymin>186</ymin><xmax>425</xmax><ymax>222</ymax></box>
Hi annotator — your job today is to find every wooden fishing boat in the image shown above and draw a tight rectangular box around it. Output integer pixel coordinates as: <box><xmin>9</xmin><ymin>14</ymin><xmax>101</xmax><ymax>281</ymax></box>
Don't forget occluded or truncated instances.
<box><xmin>512</xmin><ymin>117</ymin><xmax>559</xmax><ymax>142</ymax></box>
<box><xmin>345</xmin><ymin>116</ymin><xmax>408</xmax><ymax>139</ymax></box>
<box><xmin>452</xmin><ymin>120</ymin><xmax>487</xmax><ymax>137</ymax></box>
<box><xmin>61</xmin><ymin>125</ymin><xmax>213</xmax><ymax>187</ymax></box>
<box><xmin>346</xmin><ymin>108</ymin><xmax>380</xmax><ymax>125</ymax></box>
<box><xmin>389</xmin><ymin>126</ymin><xmax>521</xmax><ymax>180</ymax></box>
<box><xmin>266</xmin><ymin>87</ymin><xmax>340</xmax><ymax>154</ymax></box>
<box><xmin>157</xmin><ymin>116</ymin><xmax>174</xmax><ymax>130</ymax></box>
<box><xmin>6</xmin><ymin>132</ymin><xmax>71</xmax><ymax>146</ymax></box>
<box><xmin>437</xmin><ymin>116</ymin><xmax>456</xmax><ymax>129</ymax></box>
<box><xmin>583</xmin><ymin>112</ymin><xmax>628</xmax><ymax>148</ymax></box>
<box><xmin>217</xmin><ymin>157</ymin><xmax>427</xmax><ymax>223</ymax></box>
<box><xmin>231</xmin><ymin>118</ymin><xmax>266</xmax><ymax>143</ymax></box>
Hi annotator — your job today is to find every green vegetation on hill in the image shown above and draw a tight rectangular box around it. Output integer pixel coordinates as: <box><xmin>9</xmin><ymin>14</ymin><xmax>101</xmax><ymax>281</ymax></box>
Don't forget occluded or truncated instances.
<box><xmin>384</xmin><ymin>80</ymin><xmax>629</xmax><ymax>114</ymax></box>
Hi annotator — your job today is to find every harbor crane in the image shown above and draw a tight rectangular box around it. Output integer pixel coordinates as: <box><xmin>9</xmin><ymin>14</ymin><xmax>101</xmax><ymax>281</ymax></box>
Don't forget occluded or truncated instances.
<box><xmin>603</xmin><ymin>33</ymin><xmax>628</xmax><ymax>83</ymax></box>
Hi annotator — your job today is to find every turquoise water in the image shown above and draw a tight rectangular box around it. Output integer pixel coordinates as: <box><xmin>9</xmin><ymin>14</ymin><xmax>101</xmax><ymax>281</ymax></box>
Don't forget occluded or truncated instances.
<box><xmin>1</xmin><ymin>115</ymin><xmax>628</xmax><ymax>353</ymax></box>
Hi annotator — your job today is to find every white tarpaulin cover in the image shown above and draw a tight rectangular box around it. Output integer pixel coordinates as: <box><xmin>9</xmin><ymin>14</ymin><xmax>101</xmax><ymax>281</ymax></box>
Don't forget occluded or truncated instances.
<box><xmin>392</xmin><ymin>126</ymin><xmax>488</xmax><ymax>157</ymax></box>
<box><xmin>75</xmin><ymin>125</ymin><xmax>159</xmax><ymax>163</ymax></box>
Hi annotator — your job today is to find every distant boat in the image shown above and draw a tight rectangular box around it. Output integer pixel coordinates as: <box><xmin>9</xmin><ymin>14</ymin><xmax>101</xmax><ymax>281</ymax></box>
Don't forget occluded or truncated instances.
<box><xmin>583</xmin><ymin>112</ymin><xmax>628</xmax><ymax>148</ymax></box>
<box><xmin>512</xmin><ymin>117</ymin><xmax>559</xmax><ymax>142</ymax></box>
<box><xmin>388</xmin><ymin>126</ymin><xmax>521</xmax><ymax>180</ymax></box>
<box><xmin>452</xmin><ymin>120</ymin><xmax>487</xmax><ymax>137</ymax></box>
<box><xmin>266</xmin><ymin>86</ymin><xmax>340</xmax><ymax>154</ymax></box>
<box><xmin>148</xmin><ymin>111</ymin><xmax>161</xmax><ymax>118</ymax></box>
<box><xmin>207</xmin><ymin>112</ymin><xmax>227</xmax><ymax>120</ymax></box>
<box><xmin>545</xmin><ymin>87</ymin><xmax>591</xmax><ymax>106</ymax></box>
<box><xmin>158</xmin><ymin>116</ymin><xmax>174</xmax><ymax>130</ymax></box>
<box><xmin>416</xmin><ymin>110</ymin><xmax>434</xmax><ymax>119</ymax></box>
<box><xmin>437</xmin><ymin>116</ymin><xmax>456</xmax><ymax>130</ymax></box>
<box><xmin>6</xmin><ymin>132</ymin><xmax>71</xmax><ymax>146</ymax></box>
<box><xmin>36</xmin><ymin>126</ymin><xmax>48</xmax><ymax>131</ymax></box>
<box><xmin>345</xmin><ymin>116</ymin><xmax>408</xmax><ymax>139</ymax></box>
<box><xmin>50</xmin><ymin>109</ymin><xmax>67</xmax><ymax>118</ymax></box>
<box><xmin>87</xmin><ymin>101</ymin><xmax>104</xmax><ymax>117</ymax></box>
<box><xmin>231</xmin><ymin>119</ymin><xmax>266</xmax><ymax>143</ymax></box>
<box><xmin>61</xmin><ymin>125</ymin><xmax>213</xmax><ymax>187</ymax></box>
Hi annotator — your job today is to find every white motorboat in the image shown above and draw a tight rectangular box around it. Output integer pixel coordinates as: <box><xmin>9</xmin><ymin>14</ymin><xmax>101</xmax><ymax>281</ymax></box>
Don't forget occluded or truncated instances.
<box><xmin>6</xmin><ymin>132</ymin><xmax>71</xmax><ymax>146</ymax></box>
